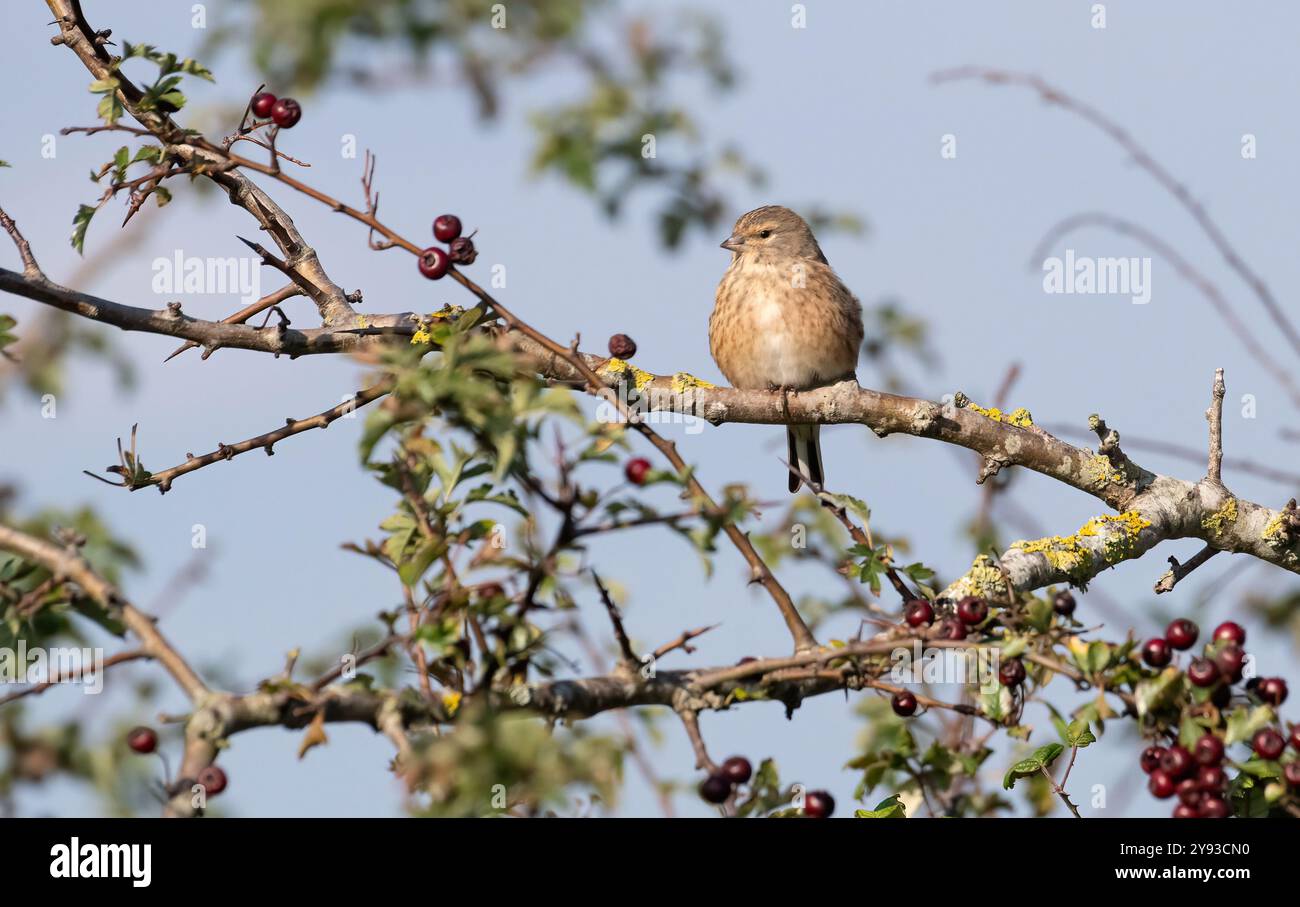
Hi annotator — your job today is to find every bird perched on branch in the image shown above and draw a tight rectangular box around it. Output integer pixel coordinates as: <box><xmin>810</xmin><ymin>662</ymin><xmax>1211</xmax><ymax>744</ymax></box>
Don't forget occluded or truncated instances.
<box><xmin>709</xmin><ymin>205</ymin><xmax>864</xmax><ymax>493</ymax></box>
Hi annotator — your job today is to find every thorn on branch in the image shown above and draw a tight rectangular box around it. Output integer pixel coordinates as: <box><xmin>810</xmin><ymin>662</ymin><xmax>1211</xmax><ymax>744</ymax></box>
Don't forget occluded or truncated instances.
<box><xmin>1206</xmin><ymin>367</ymin><xmax>1226</xmax><ymax>484</ymax></box>
<box><xmin>1153</xmin><ymin>545</ymin><xmax>1220</xmax><ymax>594</ymax></box>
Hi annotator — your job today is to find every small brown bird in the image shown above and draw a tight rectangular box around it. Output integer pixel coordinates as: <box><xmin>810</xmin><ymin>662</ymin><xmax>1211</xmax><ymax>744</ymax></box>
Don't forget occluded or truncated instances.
<box><xmin>709</xmin><ymin>206</ymin><xmax>864</xmax><ymax>492</ymax></box>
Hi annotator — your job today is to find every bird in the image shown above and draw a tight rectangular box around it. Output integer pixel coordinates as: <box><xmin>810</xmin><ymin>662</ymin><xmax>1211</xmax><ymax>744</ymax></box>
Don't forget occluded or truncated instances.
<box><xmin>709</xmin><ymin>205</ymin><xmax>864</xmax><ymax>493</ymax></box>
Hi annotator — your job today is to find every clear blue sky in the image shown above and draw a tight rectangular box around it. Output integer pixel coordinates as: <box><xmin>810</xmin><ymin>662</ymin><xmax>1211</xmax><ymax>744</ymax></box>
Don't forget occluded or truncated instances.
<box><xmin>3</xmin><ymin>1</ymin><xmax>1298</xmax><ymax>817</ymax></box>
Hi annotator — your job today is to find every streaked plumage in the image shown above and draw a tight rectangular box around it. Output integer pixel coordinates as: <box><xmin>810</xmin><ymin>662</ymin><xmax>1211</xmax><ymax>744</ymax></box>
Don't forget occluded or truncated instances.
<box><xmin>709</xmin><ymin>206</ymin><xmax>864</xmax><ymax>492</ymax></box>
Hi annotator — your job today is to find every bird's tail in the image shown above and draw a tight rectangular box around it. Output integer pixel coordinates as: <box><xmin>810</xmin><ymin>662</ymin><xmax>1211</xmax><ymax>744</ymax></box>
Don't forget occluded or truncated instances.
<box><xmin>786</xmin><ymin>424</ymin><xmax>824</xmax><ymax>494</ymax></box>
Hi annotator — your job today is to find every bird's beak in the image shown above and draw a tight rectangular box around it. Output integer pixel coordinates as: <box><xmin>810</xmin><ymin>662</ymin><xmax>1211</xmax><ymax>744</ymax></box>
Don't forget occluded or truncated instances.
<box><xmin>720</xmin><ymin>234</ymin><xmax>745</xmax><ymax>252</ymax></box>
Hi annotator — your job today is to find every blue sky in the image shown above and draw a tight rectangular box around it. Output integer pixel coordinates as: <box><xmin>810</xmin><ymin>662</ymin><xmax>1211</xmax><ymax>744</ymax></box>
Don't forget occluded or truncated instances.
<box><xmin>3</xmin><ymin>1</ymin><xmax>1299</xmax><ymax>817</ymax></box>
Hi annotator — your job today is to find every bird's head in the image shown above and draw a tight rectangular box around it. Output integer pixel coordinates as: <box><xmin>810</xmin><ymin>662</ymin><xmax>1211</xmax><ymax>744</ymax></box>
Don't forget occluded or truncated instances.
<box><xmin>720</xmin><ymin>205</ymin><xmax>825</xmax><ymax>262</ymax></box>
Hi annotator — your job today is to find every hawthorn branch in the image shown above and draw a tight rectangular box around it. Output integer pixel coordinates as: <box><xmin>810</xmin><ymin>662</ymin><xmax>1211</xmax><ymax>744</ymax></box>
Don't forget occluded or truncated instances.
<box><xmin>1154</xmin><ymin>546</ymin><xmax>1220</xmax><ymax>595</ymax></box>
<box><xmin>0</xmin><ymin>524</ymin><xmax>207</xmax><ymax>701</ymax></box>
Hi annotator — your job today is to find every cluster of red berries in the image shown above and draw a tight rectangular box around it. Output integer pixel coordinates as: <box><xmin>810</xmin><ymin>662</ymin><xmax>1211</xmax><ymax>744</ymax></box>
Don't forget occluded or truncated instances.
<box><xmin>249</xmin><ymin>91</ymin><xmax>301</xmax><ymax>129</ymax></box>
<box><xmin>418</xmin><ymin>214</ymin><xmax>477</xmax><ymax>280</ymax></box>
<box><xmin>901</xmin><ymin>592</ymin><xmax>1001</xmax><ymax>642</ymax></box>
<box><xmin>1137</xmin><ymin>619</ymin><xmax>1297</xmax><ymax>817</ymax></box>
<box><xmin>126</xmin><ymin>725</ymin><xmax>227</xmax><ymax>797</ymax></box>
<box><xmin>1141</xmin><ymin>619</ymin><xmax>1288</xmax><ymax>706</ymax></box>
<box><xmin>698</xmin><ymin>755</ymin><xmax>753</xmax><ymax>804</ymax></box>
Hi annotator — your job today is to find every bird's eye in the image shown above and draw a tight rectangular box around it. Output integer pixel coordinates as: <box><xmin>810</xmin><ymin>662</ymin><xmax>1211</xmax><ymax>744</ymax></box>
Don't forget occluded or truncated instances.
<box><xmin>758</xmin><ymin>229</ymin><xmax>771</xmax><ymax>239</ymax></box>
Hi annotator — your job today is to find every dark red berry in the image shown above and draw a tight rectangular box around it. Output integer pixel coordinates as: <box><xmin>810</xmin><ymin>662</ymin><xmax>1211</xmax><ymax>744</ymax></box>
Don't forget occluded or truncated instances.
<box><xmin>699</xmin><ymin>774</ymin><xmax>732</xmax><ymax>804</ymax></box>
<box><xmin>1053</xmin><ymin>589</ymin><xmax>1076</xmax><ymax>616</ymax></box>
<box><xmin>1173</xmin><ymin>803</ymin><xmax>1199</xmax><ymax>818</ymax></box>
<box><xmin>1196</xmin><ymin>765</ymin><xmax>1227</xmax><ymax>792</ymax></box>
<box><xmin>1291</xmin><ymin>726</ymin><xmax>1300</xmax><ymax>751</ymax></box>
<box><xmin>1175</xmin><ymin>778</ymin><xmax>1202</xmax><ymax>807</ymax></box>
<box><xmin>607</xmin><ymin>334</ymin><xmax>638</xmax><ymax>360</ymax></box>
<box><xmin>624</xmin><ymin>457</ymin><xmax>651</xmax><ymax>486</ymax></box>
<box><xmin>721</xmin><ymin>756</ymin><xmax>752</xmax><ymax>785</ymax></box>
<box><xmin>1284</xmin><ymin>762</ymin><xmax>1300</xmax><ymax>787</ymax></box>
<box><xmin>270</xmin><ymin>97</ymin><xmax>301</xmax><ymax>128</ymax></box>
<box><xmin>1194</xmin><ymin>734</ymin><xmax>1225</xmax><ymax>766</ymax></box>
<box><xmin>903</xmin><ymin>599</ymin><xmax>934</xmax><ymax>628</ymax></box>
<box><xmin>1212</xmin><ymin>621</ymin><xmax>1246</xmax><ymax>646</ymax></box>
<box><xmin>250</xmin><ymin>91</ymin><xmax>277</xmax><ymax>119</ymax></box>
<box><xmin>891</xmin><ymin>690</ymin><xmax>918</xmax><ymax>717</ymax></box>
<box><xmin>1214</xmin><ymin>645</ymin><xmax>1246</xmax><ymax>683</ymax></box>
<box><xmin>433</xmin><ymin>214</ymin><xmax>463</xmax><ymax>243</ymax></box>
<box><xmin>1187</xmin><ymin>657</ymin><xmax>1220</xmax><ymax>688</ymax></box>
<box><xmin>803</xmin><ymin>789</ymin><xmax>834</xmax><ymax>818</ymax></box>
<box><xmin>1160</xmin><ymin>745</ymin><xmax>1194</xmax><ymax>779</ymax></box>
<box><xmin>737</xmin><ymin>656</ymin><xmax>757</xmax><ymax>665</ymax></box>
<box><xmin>998</xmin><ymin>657</ymin><xmax>1026</xmax><ymax>688</ymax></box>
<box><xmin>938</xmin><ymin>617</ymin><xmax>967</xmax><ymax>641</ymax></box>
<box><xmin>418</xmin><ymin>246</ymin><xmax>450</xmax><ymax>280</ymax></box>
<box><xmin>1165</xmin><ymin>618</ymin><xmax>1199</xmax><ymax>651</ymax></box>
<box><xmin>197</xmin><ymin>764</ymin><xmax>228</xmax><ymax>795</ymax></box>
<box><xmin>1142</xmin><ymin>638</ymin><xmax>1172</xmax><ymax>668</ymax></box>
<box><xmin>448</xmin><ymin>236</ymin><xmax>477</xmax><ymax>265</ymax></box>
<box><xmin>126</xmin><ymin>726</ymin><xmax>158</xmax><ymax>755</ymax></box>
<box><xmin>1148</xmin><ymin>769</ymin><xmax>1176</xmax><ymax>799</ymax></box>
<box><xmin>1253</xmin><ymin>728</ymin><xmax>1286</xmax><ymax>760</ymax></box>
<box><xmin>955</xmin><ymin>596</ymin><xmax>988</xmax><ymax>625</ymax></box>
<box><xmin>1140</xmin><ymin>745</ymin><xmax>1167</xmax><ymax>774</ymax></box>
<box><xmin>1257</xmin><ymin>677</ymin><xmax>1289</xmax><ymax>707</ymax></box>
<box><xmin>1198</xmin><ymin>796</ymin><xmax>1230</xmax><ymax>818</ymax></box>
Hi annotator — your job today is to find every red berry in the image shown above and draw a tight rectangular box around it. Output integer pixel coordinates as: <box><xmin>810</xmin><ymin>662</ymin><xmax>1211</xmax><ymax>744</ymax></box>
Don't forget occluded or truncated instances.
<box><xmin>1284</xmin><ymin>762</ymin><xmax>1300</xmax><ymax>787</ymax></box>
<box><xmin>1165</xmin><ymin>618</ymin><xmax>1199</xmax><ymax>651</ymax></box>
<box><xmin>250</xmin><ymin>91</ymin><xmax>277</xmax><ymax>119</ymax></box>
<box><xmin>721</xmin><ymin>756</ymin><xmax>752</xmax><ymax>785</ymax></box>
<box><xmin>1142</xmin><ymin>638</ymin><xmax>1172</xmax><ymax>668</ymax></box>
<box><xmin>803</xmin><ymin>789</ymin><xmax>834</xmax><ymax>818</ymax></box>
<box><xmin>1198</xmin><ymin>796</ymin><xmax>1230</xmax><ymax>818</ymax></box>
<box><xmin>938</xmin><ymin>617</ymin><xmax>967</xmax><ymax>641</ymax></box>
<box><xmin>1160</xmin><ymin>745</ymin><xmax>1194</xmax><ymax>779</ymax></box>
<box><xmin>891</xmin><ymin>690</ymin><xmax>918</xmax><ymax>717</ymax></box>
<box><xmin>955</xmin><ymin>596</ymin><xmax>988</xmax><ymax>625</ymax></box>
<box><xmin>1175</xmin><ymin>778</ymin><xmax>1202</xmax><ymax>807</ymax></box>
<box><xmin>699</xmin><ymin>774</ymin><xmax>732</xmax><ymax>804</ymax></box>
<box><xmin>903</xmin><ymin>599</ymin><xmax>934</xmax><ymax>627</ymax></box>
<box><xmin>1173</xmin><ymin>803</ymin><xmax>1199</xmax><ymax>818</ymax></box>
<box><xmin>433</xmin><ymin>214</ymin><xmax>463</xmax><ymax>243</ymax></box>
<box><xmin>1053</xmin><ymin>589</ymin><xmax>1076</xmax><ymax>616</ymax></box>
<box><xmin>737</xmin><ymin>656</ymin><xmax>757</xmax><ymax>665</ymax></box>
<box><xmin>624</xmin><ymin>457</ymin><xmax>651</xmax><ymax>486</ymax></box>
<box><xmin>271</xmin><ymin>97</ymin><xmax>301</xmax><ymax>128</ymax></box>
<box><xmin>448</xmin><ymin>236</ymin><xmax>477</xmax><ymax>265</ymax></box>
<box><xmin>1140</xmin><ymin>745</ymin><xmax>1167</xmax><ymax>774</ymax></box>
<box><xmin>1148</xmin><ymin>769</ymin><xmax>1176</xmax><ymax>799</ymax></box>
<box><xmin>1196</xmin><ymin>765</ymin><xmax>1227</xmax><ymax>792</ymax></box>
<box><xmin>998</xmin><ymin>657</ymin><xmax>1026</xmax><ymax>688</ymax></box>
<box><xmin>417</xmin><ymin>246</ymin><xmax>449</xmax><ymax>279</ymax></box>
<box><xmin>607</xmin><ymin>334</ymin><xmax>637</xmax><ymax>360</ymax></box>
<box><xmin>1253</xmin><ymin>728</ymin><xmax>1286</xmax><ymax>760</ymax></box>
<box><xmin>197</xmin><ymin>764</ymin><xmax>227</xmax><ymax>795</ymax></box>
<box><xmin>1187</xmin><ymin>657</ymin><xmax>1220</xmax><ymax>688</ymax></box>
<box><xmin>1212</xmin><ymin>621</ymin><xmax>1246</xmax><ymax>646</ymax></box>
<box><xmin>1194</xmin><ymin>734</ymin><xmax>1225</xmax><ymax>766</ymax></box>
<box><xmin>1291</xmin><ymin>726</ymin><xmax>1300</xmax><ymax>751</ymax></box>
<box><xmin>1257</xmin><ymin>677</ymin><xmax>1289</xmax><ymax>707</ymax></box>
<box><xmin>1214</xmin><ymin>645</ymin><xmax>1246</xmax><ymax>683</ymax></box>
<box><xmin>126</xmin><ymin>726</ymin><xmax>158</xmax><ymax>755</ymax></box>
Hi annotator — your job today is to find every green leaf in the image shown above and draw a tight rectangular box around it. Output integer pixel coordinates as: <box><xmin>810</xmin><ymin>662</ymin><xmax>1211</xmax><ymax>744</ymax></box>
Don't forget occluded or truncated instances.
<box><xmin>854</xmin><ymin>793</ymin><xmax>907</xmax><ymax>818</ymax></box>
<box><xmin>0</xmin><ymin>314</ymin><xmax>17</xmax><ymax>352</ymax></box>
<box><xmin>1225</xmin><ymin>705</ymin><xmax>1275</xmax><ymax>745</ymax></box>
<box><xmin>70</xmin><ymin>203</ymin><xmax>97</xmax><ymax>254</ymax></box>
<box><xmin>1065</xmin><ymin>720</ymin><xmax>1096</xmax><ymax>748</ymax></box>
<box><xmin>1032</xmin><ymin>743</ymin><xmax>1065</xmax><ymax>767</ymax></box>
